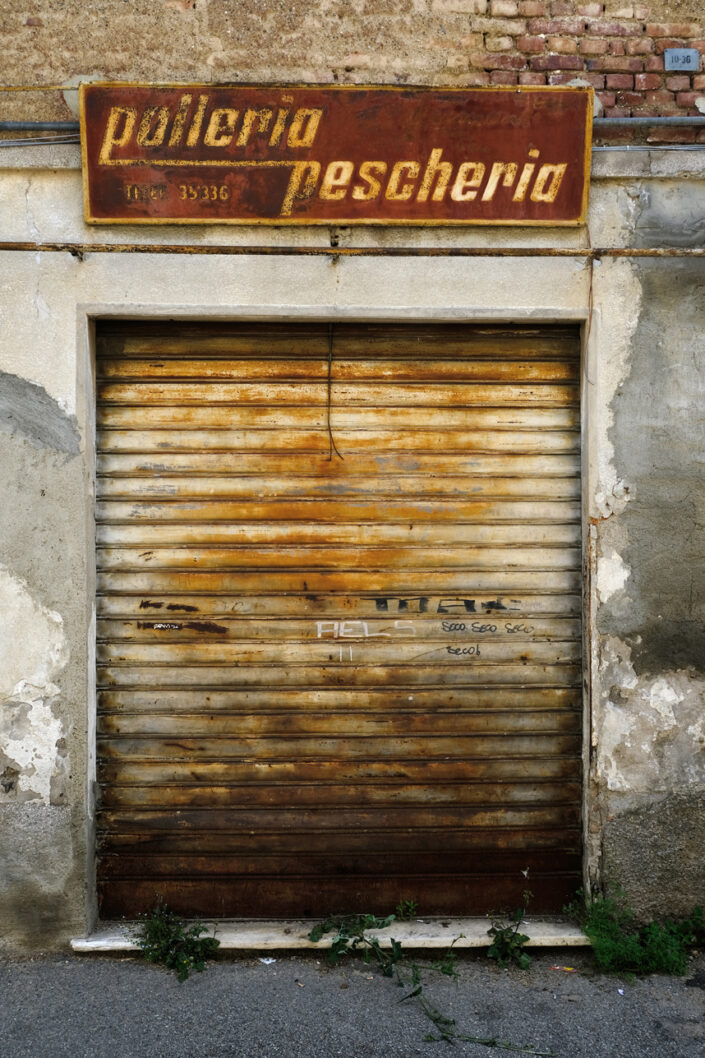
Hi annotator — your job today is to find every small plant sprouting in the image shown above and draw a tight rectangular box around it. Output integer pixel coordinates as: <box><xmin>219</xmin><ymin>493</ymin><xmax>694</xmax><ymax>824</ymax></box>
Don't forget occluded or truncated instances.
<box><xmin>132</xmin><ymin>904</ymin><xmax>220</xmax><ymax>983</ymax></box>
<box><xmin>308</xmin><ymin>912</ymin><xmax>400</xmax><ymax>974</ymax></box>
<box><xmin>309</xmin><ymin>910</ymin><xmax>554</xmax><ymax>1054</ymax></box>
<box><xmin>565</xmin><ymin>889</ymin><xmax>705</xmax><ymax>977</ymax></box>
<box><xmin>395</xmin><ymin>899</ymin><xmax>418</xmax><ymax>921</ymax></box>
<box><xmin>487</xmin><ymin>889</ymin><xmax>533</xmax><ymax>971</ymax></box>
<box><xmin>430</xmin><ymin>934</ymin><xmax>463</xmax><ymax>978</ymax></box>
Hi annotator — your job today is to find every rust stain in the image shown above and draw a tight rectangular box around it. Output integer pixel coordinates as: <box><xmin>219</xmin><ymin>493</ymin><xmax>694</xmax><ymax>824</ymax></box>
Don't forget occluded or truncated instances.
<box><xmin>3</xmin><ymin>243</ymin><xmax>705</xmax><ymax>257</ymax></box>
<box><xmin>95</xmin><ymin>320</ymin><xmax>582</xmax><ymax>918</ymax></box>
<box><xmin>80</xmin><ymin>84</ymin><xmax>592</xmax><ymax>226</ymax></box>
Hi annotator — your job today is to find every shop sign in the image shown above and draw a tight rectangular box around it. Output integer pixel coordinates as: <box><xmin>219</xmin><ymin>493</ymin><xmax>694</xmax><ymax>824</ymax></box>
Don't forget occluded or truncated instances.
<box><xmin>80</xmin><ymin>83</ymin><xmax>592</xmax><ymax>226</ymax></box>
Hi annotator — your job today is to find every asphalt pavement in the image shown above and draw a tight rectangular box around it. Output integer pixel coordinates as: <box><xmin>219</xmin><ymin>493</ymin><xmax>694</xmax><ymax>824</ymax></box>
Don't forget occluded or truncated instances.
<box><xmin>1</xmin><ymin>947</ymin><xmax>704</xmax><ymax>1058</ymax></box>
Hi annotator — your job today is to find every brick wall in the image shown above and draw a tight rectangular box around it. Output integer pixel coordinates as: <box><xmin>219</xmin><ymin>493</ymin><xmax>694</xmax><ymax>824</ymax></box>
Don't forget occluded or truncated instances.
<box><xmin>1</xmin><ymin>0</ymin><xmax>703</xmax><ymax>141</ymax></box>
<box><xmin>459</xmin><ymin>1</ymin><xmax>705</xmax><ymax>141</ymax></box>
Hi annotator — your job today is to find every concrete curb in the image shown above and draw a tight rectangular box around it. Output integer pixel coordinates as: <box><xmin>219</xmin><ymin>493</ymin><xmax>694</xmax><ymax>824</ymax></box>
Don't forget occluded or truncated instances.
<box><xmin>72</xmin><ymin>917</ymin><xmax>590</xmax><ymax>953</ymax></box>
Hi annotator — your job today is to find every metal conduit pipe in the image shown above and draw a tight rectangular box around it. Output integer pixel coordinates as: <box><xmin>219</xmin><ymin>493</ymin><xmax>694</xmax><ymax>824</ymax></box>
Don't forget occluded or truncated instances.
<box><xmin>595</xmin><ymin>116</ymin><xmax>705</xmax><ymax>126</ymax></box>
<box><xmin>0</xmin><ymin>121</ymin><xmax>79</xmax><ymax>131</ymax></box>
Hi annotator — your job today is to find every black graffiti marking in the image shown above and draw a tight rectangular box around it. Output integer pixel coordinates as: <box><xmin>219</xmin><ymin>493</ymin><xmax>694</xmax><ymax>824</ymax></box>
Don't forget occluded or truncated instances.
<box><xmin>437</xmin><ymin>598</ymin><xmax>477</xmax><ymax>614</ymax></box>
<box><xmin>184</xmin><ymin>620</ymin><xmax>228</xmax><ymax>635</ymax></box>
<box><xmin>481</xmin><ymin>598</ymin><xmax>509</xmax><ymax>611</ymax></box>
<box><xmin>375</xmin><ymin>596</ymin><xmax>431</xmax><ymax>613</ymax></box>
<box><xmin>374</xmin><ymin>596</ymin><xmax>522</xmax><ymax>616</ymax></box>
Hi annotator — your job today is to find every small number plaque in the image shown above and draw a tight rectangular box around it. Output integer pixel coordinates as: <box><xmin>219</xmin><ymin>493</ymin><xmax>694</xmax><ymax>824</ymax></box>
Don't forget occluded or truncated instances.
<box><xmin>664</xmin><ymin>49</ymin><xmax>700</xmax><ymax>72</ymax></box>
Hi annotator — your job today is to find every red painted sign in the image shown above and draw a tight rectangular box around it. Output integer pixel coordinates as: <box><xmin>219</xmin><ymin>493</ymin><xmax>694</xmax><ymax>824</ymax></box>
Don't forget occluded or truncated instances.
<box><xmin>80</xmin><ymin>84</ymin><xmax>592</xmax><ymax>226</ymax></box>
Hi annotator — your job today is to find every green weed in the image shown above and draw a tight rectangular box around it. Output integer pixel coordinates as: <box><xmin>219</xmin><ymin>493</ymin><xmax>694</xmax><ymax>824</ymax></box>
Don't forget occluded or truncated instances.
<box><xmin>308</xmin><ymin>912</ymin><xmax>400</xmax><ymax>974</ymax></box>
<box><xmin>132</xmin><ymin>904</ymin><xmax>220</xmax><ymax>982</ymax></box>
<box><xmin>565</xmin><ymin>890</ymin><xmax>705</xmax><ymax>977</ymax></box>
<box><xmin>487</xmin><ymin>891</ymin><xmax>532</xmax><ymax>970</ymax></box>
<box><xmin>431</xmin><ymin>934</ymin><xmax>463</xmax><ymax>978</ymax></box>
<box><xmin>309</xmin><ymin>909</ymin><xmax>553</xmax><ymax>1054</ymax></box>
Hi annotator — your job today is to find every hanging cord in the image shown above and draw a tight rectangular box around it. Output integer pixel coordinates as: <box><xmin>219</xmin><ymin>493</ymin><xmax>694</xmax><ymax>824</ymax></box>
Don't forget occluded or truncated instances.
<box><xmin>326</xmin><ymin>323</ymin><xmax>344</xmax><ymax>461</ymax></box>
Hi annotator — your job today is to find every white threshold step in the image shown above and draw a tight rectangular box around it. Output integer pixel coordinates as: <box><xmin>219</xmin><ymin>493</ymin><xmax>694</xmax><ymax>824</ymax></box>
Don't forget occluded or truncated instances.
<box><xmin>72</xmin><ymin>917</ymin><xmax>589</xmax><ymax>953</ymax></box>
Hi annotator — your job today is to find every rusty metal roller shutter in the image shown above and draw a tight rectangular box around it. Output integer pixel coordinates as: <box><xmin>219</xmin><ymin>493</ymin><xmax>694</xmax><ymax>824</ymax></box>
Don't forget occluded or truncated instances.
<box><xmin>96</xmin><ymin>320</ymin><xmax>582</xmax><ymax>919</ymax></box>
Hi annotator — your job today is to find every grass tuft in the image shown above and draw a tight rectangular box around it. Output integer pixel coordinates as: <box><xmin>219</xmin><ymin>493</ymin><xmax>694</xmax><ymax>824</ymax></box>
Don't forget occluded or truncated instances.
<box><xmin>565</xmin><ymin>890</ymin><xmax>705</xmax><ymax>977</ymax></box>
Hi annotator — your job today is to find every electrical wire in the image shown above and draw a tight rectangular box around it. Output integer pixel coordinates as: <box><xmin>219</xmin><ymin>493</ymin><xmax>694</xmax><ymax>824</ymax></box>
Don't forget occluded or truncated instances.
<box><xmin>0</xmin><ymin>135</ymin><xmax>80</xmax><ymax>148</ymax></box>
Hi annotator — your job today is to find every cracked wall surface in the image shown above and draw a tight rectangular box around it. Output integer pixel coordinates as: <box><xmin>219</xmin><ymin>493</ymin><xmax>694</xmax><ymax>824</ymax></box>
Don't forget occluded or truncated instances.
<box><xmin>591</xmin><ymin>251</ymin><xmax>705</xmax><ymax>918</ymax></box>
<box><xmin>0</xmin><ymin>565</ymin><xmax>68</xmax><ymax>805</ymax></box>
<box><xmin>0</xmin><ymin>371</ymin><xmax>89</xmax><ymax>952</ymax></box>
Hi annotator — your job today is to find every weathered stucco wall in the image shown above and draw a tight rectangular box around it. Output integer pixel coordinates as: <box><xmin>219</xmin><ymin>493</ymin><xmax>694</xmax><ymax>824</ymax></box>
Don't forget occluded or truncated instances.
<box><xmin>0</xmin><ymin>373</ymin><xmax>91</xmax><ymax>950</ymax></box>
<box><xmin>0</xmin><ymin>141</ymin><xmax>704</xmax><ymax>947</ymax></box>
<box><xmin>592</xmin><ymin>250</ymin><xmax>705</xmax><ymax>918</ymax></box>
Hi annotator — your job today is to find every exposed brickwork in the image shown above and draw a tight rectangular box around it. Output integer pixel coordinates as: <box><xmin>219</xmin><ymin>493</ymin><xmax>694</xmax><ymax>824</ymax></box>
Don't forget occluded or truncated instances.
<box><xmin>489</xmin><ymin>2</ymin><xmax>704</xmax><ymax>138</ymax></box>
<box><xmin>635</xmin><ymin>72</ymin><xmax>662</xmax><ymax>89</ymax></box>
<box><xmin>461</xmin><ymin>1</ymin><xmax>705</xmax><ymax>136</ymax></box>
<box><xmin>0</xmin><ymin>0</ymin><xmax>702</xmax><ymax>140</ymax></box>
<box><xmin>548</xmin><ymin>35</ymin><xmax>579</xmax><ymax>52</ymax></box>
<box><xmin>517</xmin><ymin>34</ymin><xmax>547</xmax><ymax>51</ymax></box>
<box><xmin>581</xmin><ymin>38</ymin><xmax>610</xmax><ymax>54</ymax></box>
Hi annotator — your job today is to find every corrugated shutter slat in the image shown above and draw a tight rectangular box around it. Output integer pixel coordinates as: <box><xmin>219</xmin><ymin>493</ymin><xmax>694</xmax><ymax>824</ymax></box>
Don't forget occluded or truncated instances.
<box><xmin>96</xmin><ymin>321</ymin><xmax>582</xmax><ymax>917</ymax></box>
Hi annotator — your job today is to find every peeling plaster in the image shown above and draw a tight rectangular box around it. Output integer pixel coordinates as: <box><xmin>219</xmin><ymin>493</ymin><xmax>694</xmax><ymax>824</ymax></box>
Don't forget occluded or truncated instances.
<box><xmin>0</xmin><ymin>699</ymin><xmax>64</xmax><ymax>803</ymax></box>
<box><xmin>596</xmin><ymin>636</ymin><xmax>705</xmax><ymax>799</ymax></box>
<box><xmin>0</xmin><ymin>566</ymin><xmax>69</xmax><ymax>804</ymax></box>
<box><xmin>0</xmin><ymin>371</ymin><xmax>80</xmax><ymax>456</ymax></box>
<box><xmin>596</xmin><ymin>548</ymin><xmax>630</xmax><ymax>604</ymax></box>
<box><xmin>633</xmin><ymin>182</ymin><xmax>705</xmax><ymax>250</ymax></box>
<box><xmin>589</xmin><ymin>259</ymin><xmax>641</xmax><ymax>520</ymax></box>
<box><xmin>599</xmin><ymin>700</ymin><xmax>637</xmax><ymax>793</ymax></box>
